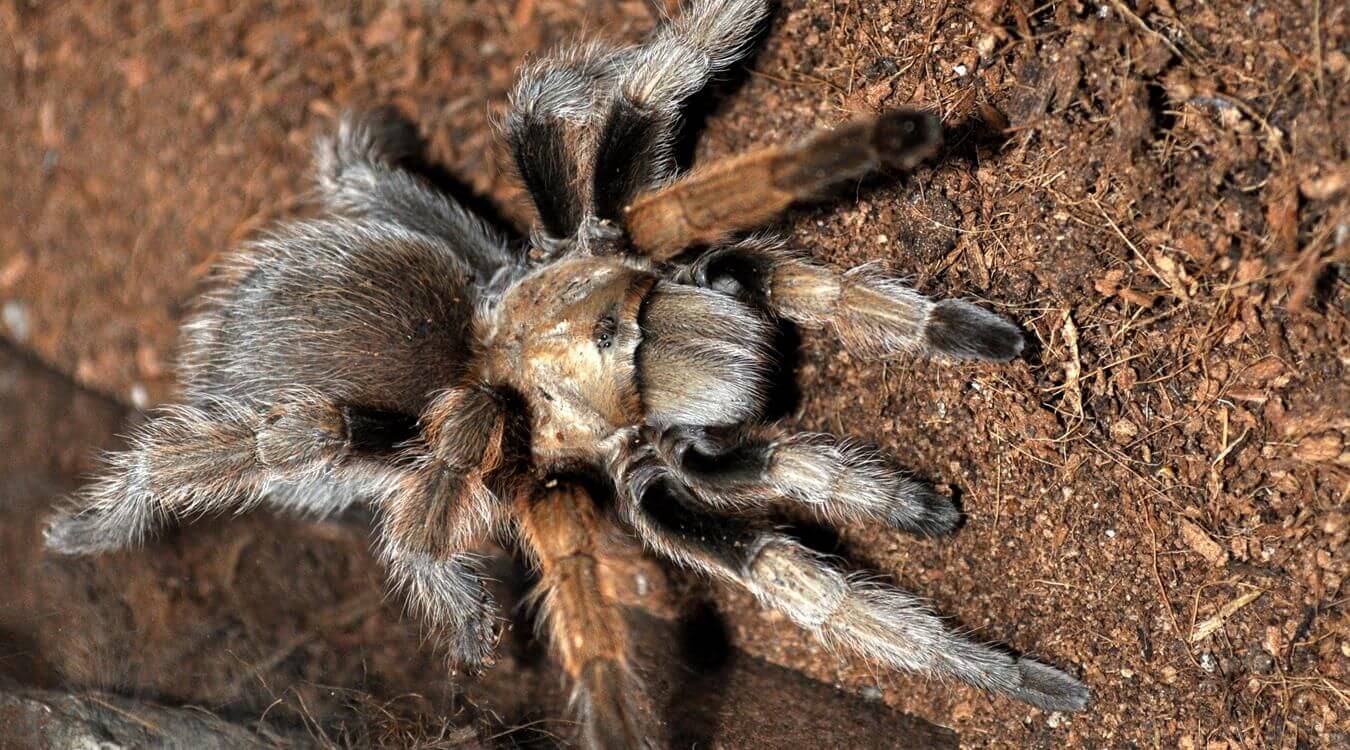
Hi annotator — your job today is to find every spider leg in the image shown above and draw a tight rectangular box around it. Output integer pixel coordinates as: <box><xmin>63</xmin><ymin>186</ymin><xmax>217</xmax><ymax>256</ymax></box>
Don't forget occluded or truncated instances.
<box><xmin>507</xmin><ymin>0</ymin><xmax>770</xmax><ymax>244</ymax></box>
<box><xmin>376</xmin><ymin>495</ymin><xmax>502</xmax><ymax>672</ymax></box>
<box><xmin>625</xmin><ymin>110</ymin><xmax>942</xmax><ymax>259</ymax></box>
<box><xmin>612</xmin><ymin>451</ymin><xmax>1090</xmax><ymax>712</ymax></box>
<box><xmin>375</xmin><ymin>385</ymin><xmax>520</xmax><ymax>670</ymax></box>
<box><xmin>592</xmin><ymin>0</ymin><xmax>772</xmax><ymax>221</ymax></box>
<box><xmin>505</xmin><ymin>42</ymin><xmax>623</xmax><ymax>245</ymax></box>
<box><xmin>515</xmin><ymin>478</ymin><xmax>651</xmax><ymax>750</ymax></box>
<box><xmin>44</xmin><ymin>389</ymin><xmax>371</xmax><ymax>555</ymax></box>
<box><xmin>315</xmin><ymin>108</ymin><xmax>513</xmax><ymax>280</ymax></box>
<box><xmin>681</xmin><ymin>237</ymin><xmax>1024</xmax><ymax>361</ymax></box>
<box><xmin>653</xmin><ymin>427</ymin><xmax>960</xmax><ymax>536</ymax></box>
<box><xmin>46</xmin><ymin>385</ymin><xmax>506</xmax><ymax>668</ymax></box>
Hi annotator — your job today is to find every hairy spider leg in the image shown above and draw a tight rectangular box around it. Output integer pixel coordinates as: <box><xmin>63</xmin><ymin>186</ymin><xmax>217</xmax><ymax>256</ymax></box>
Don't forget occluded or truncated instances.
<box><xmin>682</xmin><ymin>237</ymin><xmax>1026</xmax><ymax>361</ymax></box>
<box><xmin>652</xmin><ymin>427</ymin><xmax>961</xmax><ymax>536</ymax></box>
<box><xmin>625</xmin><ymin>110</ymin><xmax>942</xmax><ymax>259</ymax></box>
<box><xmin>614</xmin><ymin>451</ymin><xmax>1090</xmax><ymax>713</ymax></box>
<box><xmin>515</xmin><ymin>479</ymin><xmax>651</xmax><ymax>750</ymax></box>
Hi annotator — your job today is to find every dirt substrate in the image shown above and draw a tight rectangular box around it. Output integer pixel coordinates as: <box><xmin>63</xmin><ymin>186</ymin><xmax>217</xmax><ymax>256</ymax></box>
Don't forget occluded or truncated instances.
<box><xmin>1</xmin><ymin>0</ymin><xmax>1346</xmax><ymax>747</ymax></box>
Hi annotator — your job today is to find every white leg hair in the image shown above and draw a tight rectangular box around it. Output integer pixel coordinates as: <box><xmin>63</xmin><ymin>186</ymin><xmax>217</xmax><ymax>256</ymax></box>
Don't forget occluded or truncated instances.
<box><xmin>44</xmin><ymin>391</ymin><xmax>352</xmax><ymax>555</ymax></box>
<box><xmin>46</xmin><ymin>386</ymin><xmax>505</xmax><ymax>668</ymax></box>
<box><xmin>656</xmin><ymin>428</ymin><xmax>961</xmax><ymax>536</ymax></box>
<box><xmin>602</xmin><ymin>0</ymin><xmax>772</xmax><ymax>191</ymax></box>
<box><xmin>619</xmin><ymin>0</ymin><xmax>771</xmax><ymax>115</ymax></box>
<box><xmin>314</xmin><ymin>109</ymin><xmax>513</xmax><ymax>281</ymax></box>
<box><xmin>508</xmin><ymin>41</ymin><xmax>623</xmax><ymax>126</ymax></box>
<box><xmin>685</xmin><ymin>238</ymin><xmax>1026</xmax><ymax>362</ymax></box>
<box><xmin>377</xmin><ymin>541</ymin><xmax>500</xmax><ymax>672</ymax></box>
<box><xmin>264</xmin><ymin>476</ymin><xmax>370</xmax><ymax>520</ymax></box>
<box><xmin>613</xmin><ymin>450</ymin><xmax>1089</xmax><ymax>712</ymax></box>
<box><xmin>504</xmin><ymin>42</ymin><xmax>628</xmax><ymax>246</ymax></box>
<box><xmin>743</xmin><ymin>537</ymin><xmax>1089</xmax><ymax>712</ymax></box>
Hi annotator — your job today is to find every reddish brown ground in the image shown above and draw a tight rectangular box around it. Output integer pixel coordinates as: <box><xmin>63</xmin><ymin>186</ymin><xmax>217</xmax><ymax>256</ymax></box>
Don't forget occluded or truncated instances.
<box><xmin>1</xmin><ymin>0</ymin><xmax>1346</xmax><ymax>747</ymax></box>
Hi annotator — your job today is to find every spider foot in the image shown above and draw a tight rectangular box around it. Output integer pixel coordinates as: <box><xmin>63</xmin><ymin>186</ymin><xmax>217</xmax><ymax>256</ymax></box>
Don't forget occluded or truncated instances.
<box><xmin>445</xmin><ymin>605</ymin><xmax>500</xmax><ymax>675</ymax></box>
<box><xmin>924</xmin><ymin>299</ymin><xmax>1025</xmax><ymax>362</ymax></box>
<box><xmin>43</xmin><ymin>510</ymin><xmax>131</xmax><ymax>555</ymax></box>
<box><xmin>1008</xmin><ymin>657</ymin><xmax>1092</xmax><ymax>713</ymax></box>
<box><xmin>881</xmin><ymin>481</ymin><xmax>961</xmax><ymax>536</ymax></box>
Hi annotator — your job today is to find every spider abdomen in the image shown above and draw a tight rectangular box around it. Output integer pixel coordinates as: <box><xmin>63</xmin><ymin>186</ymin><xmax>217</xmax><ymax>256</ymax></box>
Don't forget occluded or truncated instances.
<box><xmin>181</xmin><ymin>219</ymin><xmax>477</xmax><ymax>416</ymax></box>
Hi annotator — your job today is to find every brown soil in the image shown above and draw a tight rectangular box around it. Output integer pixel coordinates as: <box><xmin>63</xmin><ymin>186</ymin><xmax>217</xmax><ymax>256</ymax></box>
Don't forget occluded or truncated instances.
<box><xmin>1</xmin><ymin>0</ymin><xmax>1346</xmax><ymax>747</ymax></box>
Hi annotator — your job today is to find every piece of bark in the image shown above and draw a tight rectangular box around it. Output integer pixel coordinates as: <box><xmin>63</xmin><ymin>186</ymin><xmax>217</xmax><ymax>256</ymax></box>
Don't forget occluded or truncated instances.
<box><xmin>0</xmin><ymin>686</ymin><xmax>312</xmax><ymax>749</ymax></box>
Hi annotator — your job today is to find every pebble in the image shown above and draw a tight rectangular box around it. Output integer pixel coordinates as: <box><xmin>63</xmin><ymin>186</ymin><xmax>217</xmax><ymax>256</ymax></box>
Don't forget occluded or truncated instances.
<box><xmin>1199</xmin><ymin>652</ymin><xmax>1217</xmax><ymax>672</ymax></box>
<box><xmin>2</xmin><ymin>300</ymin><xmax>30</xmax><ymax>342</ymax></box>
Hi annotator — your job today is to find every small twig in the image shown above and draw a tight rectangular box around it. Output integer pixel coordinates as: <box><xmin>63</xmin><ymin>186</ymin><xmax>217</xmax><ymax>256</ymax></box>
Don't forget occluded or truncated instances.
<box><xmin>1211</xmin><ymin>427</ymin><xmax>1250</xmax><ymax>467</ymax></box>
<box><xmin>1142</xmin><ymin>497</ymin><xmax>1202</xmax><ymax>670</ymax></box>
<box><xmin>1107</xmin><ymin>0</ymin><xmax>1185</xmax><ymax>60</ymax></box>
<box><xmin>87</xmin><ymin>695</ymin><xmax>164</xmax><ymax>733</ymax></box>
<box><xmin>1312</xmin><ymin>0</ymin><xmax>1325</xmax><ymax>98</ymax></box>
<box><xmin>1191</xmin><ymin>589</ymin><xmax>1264</xmax><ymax>643</ymax></box>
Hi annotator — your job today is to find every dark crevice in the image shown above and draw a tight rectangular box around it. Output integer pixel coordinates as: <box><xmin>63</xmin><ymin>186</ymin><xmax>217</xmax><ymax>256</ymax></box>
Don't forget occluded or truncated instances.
<box><xmin>0</xmin><ymin>337</ymin><xmax>134</xmax><ymax>411</ymax></box>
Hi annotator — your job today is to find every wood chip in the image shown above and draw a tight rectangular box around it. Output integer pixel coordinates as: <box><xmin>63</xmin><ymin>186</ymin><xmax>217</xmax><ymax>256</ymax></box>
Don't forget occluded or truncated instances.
<box><xmin>0</xmin><ymin>254</ymin><xmax>29</xmax><ymax>289</ymax></box>
<box><xmin>1299</xmin><ymin>163</ymin><xmax>1347</xmax><ymax>200</ymax></box>
<box><xmin>1179</xmin><ymin>518</ymin><xmax>1228</xmax><ymax>566</ymax></box>
<box><xmin>1110</xmin><ymin>418</ymin><xmax>1139</xmax><ymax>444</ymax></box>
<box><xmin>1061</xmin><ymin>311</ymin><xmax>1082</xmax><ymax>420</ymax></box>
<box><xmin>361</xmin><ymin>7</ymin><xmax>405</xmax><ymax>48</ymax></box>
<box><xmin>1293</xmin><ymin>432</ymin><xmax>1343</xmax><ymax>463</ymax></box>
<box><xmin>1191</xmin><ymin>590</ymin><xmax>1263</xmax><ymax>643</ymax></box>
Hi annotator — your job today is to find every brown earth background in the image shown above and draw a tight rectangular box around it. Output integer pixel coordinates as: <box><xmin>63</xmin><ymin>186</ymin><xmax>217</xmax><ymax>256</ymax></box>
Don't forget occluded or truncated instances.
<box><xmin>0</xmin><ymin>0</ymin><xmax>1347</xmax><ymax>747</ymax></box>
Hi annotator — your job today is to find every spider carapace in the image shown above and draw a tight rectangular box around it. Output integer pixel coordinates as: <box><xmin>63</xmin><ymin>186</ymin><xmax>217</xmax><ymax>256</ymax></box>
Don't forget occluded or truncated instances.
<box><xmin>47</xmin><ymin>1</ymin><xmax>1089</xmax><ymax>746</ymax></box>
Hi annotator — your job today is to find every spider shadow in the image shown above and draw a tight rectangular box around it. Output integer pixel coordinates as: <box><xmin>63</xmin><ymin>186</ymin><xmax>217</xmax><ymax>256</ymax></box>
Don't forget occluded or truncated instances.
<box><xmin>758</xmin><ymin>321</ymin><xmax>803</xmax><ymax>423</ymax></box>
<box><xmin>404</xmin><ymin>154</ymin><xmax>526</xmax><ymax>246</ymax></box>
<box><xmin>768</xmin><ymin>112</ymin><xmax>1012</xmax><ymax>267</ymax></box>
<box><xmin>833</xmin><ymin>113</ymin><xmax>1011</xmax><ymax>213</ymax></box>
<box><xmin>662</xmin><ymin>599</ymin><xmax>736</xmax><ymax>749</ymax></box>
<box><xmin>936</xmin><ymin>114</ymin><xmax>1013</xmax><ymax>170</ymax></box>
<box><xmin>668</xmin><ymin>2</ymin><xmax>781</xmax><ymax>173</ymax></box>
<box><xmin>496</xmin><ymin>549</ymin><xmax>552</xmax><ymax>672</ymax></box>
<box><xmin>0</xmin><ymin>628</ymin><xmax>58</xmax><ymax>689</ymax></box>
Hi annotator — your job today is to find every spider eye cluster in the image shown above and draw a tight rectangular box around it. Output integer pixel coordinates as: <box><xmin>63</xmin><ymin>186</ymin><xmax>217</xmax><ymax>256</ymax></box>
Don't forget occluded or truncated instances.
<box><xmin>594</xmin><ymin>313</ymin><xmax>618</xmax><ymax>350</ymax></box>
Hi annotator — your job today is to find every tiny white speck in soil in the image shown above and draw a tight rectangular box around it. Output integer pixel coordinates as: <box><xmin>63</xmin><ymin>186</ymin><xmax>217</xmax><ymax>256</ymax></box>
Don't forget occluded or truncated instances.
<box><xmin>1199</xmin><ymin>652</ymin><xmax>1217</xmax><ymax>672</ymax></box>
<box><xmin>2</xmin><ymin>300</ymin><xmax>30</xmax><ymax>342</ymax></box>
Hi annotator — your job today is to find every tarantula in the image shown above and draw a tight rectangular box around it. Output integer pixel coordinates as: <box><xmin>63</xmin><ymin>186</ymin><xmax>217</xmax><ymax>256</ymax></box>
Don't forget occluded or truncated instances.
<box><xmin>46</xmin><ymin>0</ymin><xmax>1089</xmax><ymax>745</ymax></box>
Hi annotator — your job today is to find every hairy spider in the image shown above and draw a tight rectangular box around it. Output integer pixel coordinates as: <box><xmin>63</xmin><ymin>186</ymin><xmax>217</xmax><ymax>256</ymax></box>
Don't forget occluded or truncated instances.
<box><xmin>46</xmin><ymin>0</ymin><xmax>1089</xmax><ymax>745</ymax></box>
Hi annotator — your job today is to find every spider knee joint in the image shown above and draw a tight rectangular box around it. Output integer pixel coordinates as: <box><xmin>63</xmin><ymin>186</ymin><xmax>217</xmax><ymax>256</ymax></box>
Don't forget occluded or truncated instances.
<box><xmin>255</xmin><ymin>403</ymin><xmax>348</xmax><ymax>469</ymax></box>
